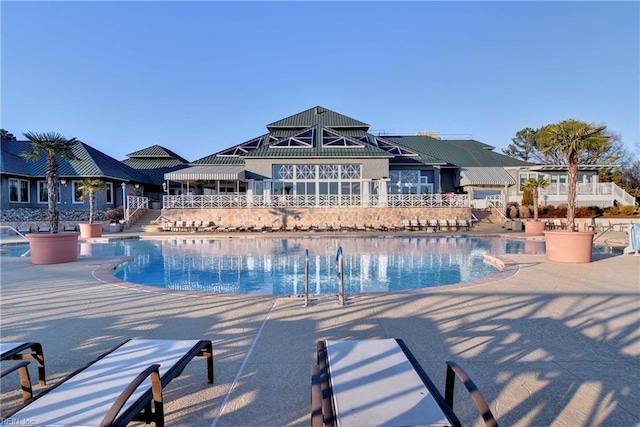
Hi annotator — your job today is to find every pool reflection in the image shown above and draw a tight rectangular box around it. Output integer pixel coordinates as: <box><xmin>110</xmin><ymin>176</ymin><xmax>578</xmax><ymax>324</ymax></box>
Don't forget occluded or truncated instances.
<box><xmin>112</xmin><ymin>237</ymin><xmax>537</xmax><ymax>295</ymax></box>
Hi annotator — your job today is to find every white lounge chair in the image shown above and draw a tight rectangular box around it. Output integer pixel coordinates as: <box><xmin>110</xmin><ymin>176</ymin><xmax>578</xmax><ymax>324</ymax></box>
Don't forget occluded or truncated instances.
<box><xmin>1</xmin><ymin>339</ymin><xmax>213</xmax><ymax>427</ymax></box>
<box><xmin>311</xmin><ymin>339</ymin><xmax>498</xmax><ymax>427</ymax></box>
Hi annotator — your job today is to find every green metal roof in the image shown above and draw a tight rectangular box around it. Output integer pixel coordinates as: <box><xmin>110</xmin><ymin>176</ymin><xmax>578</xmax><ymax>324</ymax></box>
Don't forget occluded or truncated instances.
<box><xmin>266</xmin><ymin>106</ymin><xmax>370</xmax><ymax>130</ymax></box>
<box><xmin>1</xmin><ymin>139</ymin><xmax>154</xmax><ymax>184</ymax></box>
<box><xmin>386</xmin><ymin>136</ymin><xmax>532</xmax><ymax>168</ymax></box>
<box><xmin>122</xmin><ymin>157</ymin><xmax>187</xmax><ymax>170</ymax></box>
<box><xmin>126</xmin><ymin>144</ymin><xmax>189</xmax><ymax>163</ymax></box>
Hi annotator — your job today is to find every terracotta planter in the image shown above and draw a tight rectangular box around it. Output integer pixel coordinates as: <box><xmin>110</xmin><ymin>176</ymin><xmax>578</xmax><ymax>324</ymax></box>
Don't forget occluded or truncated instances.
<box><xmin>544</xmin><ymin>230</ymin><xmax>596</xmax><ymax>263</ymax></box>
<box><xmin>78</xmin><ymin>223</ymin><xmax>103</xmax><ymax>238</ymax></box>
<box><xmin>524</xmin><ymin>240</ymin><xmax>545</xmax><ymax>254</ymax></box>
<box><xmin>28</xmin><ymin>232</ymin><xmax>79</xmax><ymax>265</ymax></box>
<box><xmin>525</xmin><ymin>221</ymin><xmax>546</xmax><ymax>236</ymax></box>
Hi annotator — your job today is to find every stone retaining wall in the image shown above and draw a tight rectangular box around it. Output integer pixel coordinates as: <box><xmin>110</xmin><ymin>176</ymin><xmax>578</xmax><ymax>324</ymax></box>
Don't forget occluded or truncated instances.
<box><xmin>162</xmin><ymin>207</ymin><xmax>473</xmax><ymax>229</ymax></box>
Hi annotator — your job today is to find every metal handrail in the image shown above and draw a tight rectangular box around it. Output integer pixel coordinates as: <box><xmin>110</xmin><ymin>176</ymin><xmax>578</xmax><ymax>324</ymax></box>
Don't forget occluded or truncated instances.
<box><xmin>487</xmin><ymin>200</ymin><xmax>509</xmax><ymax>224</ymax></box>
<box><xmin>0</xmin><ymin>226</ymin><xmax>29</xmax><ymax>241</ymax></box>
<box><xmin>336</xmin><ymin>246</ymin><xmax>345</xmax><ymax>306</ymax></box>
<box><xmin>0</xmin><ymin>226</ymin><xmax>31</xmax><ymax>257</ymax></box>
<box><xmin>593</xmin><ymin>222</ymin><xmax>633</xmax><ymax>242</ymax></box>
<box><xmin>304</xmin><ymin>249</ymin><xmax>310</xmax><ymax>307</ymax></box>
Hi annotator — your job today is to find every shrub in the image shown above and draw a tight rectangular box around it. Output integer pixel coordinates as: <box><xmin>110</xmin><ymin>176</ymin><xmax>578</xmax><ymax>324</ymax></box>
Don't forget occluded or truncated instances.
<box><xmin>105</xmin><ymin>206</ymin><xmax>124</xmax><ymax>222</ymax></box>
<box><xmin>508</xmin><ymin>205</ymin><xmax>519</xmax><ymax>219</ymax></box>
<box><xmin>604</xmin><ymin>206</ymin><xmax>619</xmax><ymax>216</ymax></box>
<box><xmin>575</xmin><ymin>206</ymin><xmax>603</xmax><ymax>218</ymax></box>
<box><xmin>518</xmin><ymin>205</ymin><xmax>531</xmax><ymax>218</ymax></box>
<box><xmin>620</xmin><ymin>205</ymin><xmax>637</xmax><ymax>216</ymax></box>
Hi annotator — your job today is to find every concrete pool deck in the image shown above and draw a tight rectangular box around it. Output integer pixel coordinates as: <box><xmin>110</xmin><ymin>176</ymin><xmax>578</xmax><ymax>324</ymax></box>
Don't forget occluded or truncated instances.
<box><xmin>0</xmin><ymin>231</ymin><xmax>638</xmax><ymax>426</ymax></box>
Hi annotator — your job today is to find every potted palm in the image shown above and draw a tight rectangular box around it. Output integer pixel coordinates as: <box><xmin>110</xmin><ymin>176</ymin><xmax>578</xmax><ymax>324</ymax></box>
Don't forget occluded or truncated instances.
<box><xmin>523</xmin><ymin>177</ymin><xmax>550</xmax><ymax>236</ymax></box>
<box><xmin>22</xmin><ymin>132</ymin><xmax>81</xmax><ymax>264</ymax></box>
<box><xmin>78</xmin><ymin>179</ymin><xmax>108</xmax><ymax>238</ymax></box>
<box><xmin>539</xmin><ymin>119</ymin><xmax>609</xmax><ymax>263</ymax></box>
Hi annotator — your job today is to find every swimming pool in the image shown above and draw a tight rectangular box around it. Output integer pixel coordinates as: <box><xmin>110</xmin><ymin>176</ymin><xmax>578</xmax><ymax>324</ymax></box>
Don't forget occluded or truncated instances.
<box><xmin>0</xmin><ymin>236</ymin><xmax>543</xmax><ymax>294</ymax></box>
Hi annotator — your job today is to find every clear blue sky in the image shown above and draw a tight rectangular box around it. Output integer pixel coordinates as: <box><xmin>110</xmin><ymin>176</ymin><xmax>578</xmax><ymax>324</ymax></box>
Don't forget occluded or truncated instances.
<box><xmin>2</xmin><ymin>1</ymin><xmax>638</xmax><ymax>163</ymax></box>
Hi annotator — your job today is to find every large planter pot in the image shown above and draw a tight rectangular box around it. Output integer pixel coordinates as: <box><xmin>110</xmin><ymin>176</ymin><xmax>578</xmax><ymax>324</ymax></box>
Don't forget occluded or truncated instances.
<box><xmin>524</xmin><ymin>240</ymin><xmax>545</xmax><ymax>254</ymax></box>
<box><xmin>78</xmin><ymin>223</ymin><xmax>103</xmax><ymax>238</ymax></box>
<box><xmin>544</xmin><ymin>230</ymin><xmax>596</xmax><ymax>263</ymax></box>
<box><xmin>525</xmin><ymin>221</ymin><xmax>546</xmax><ymax>236</ymax></box>
<box><xmin>27</xmin><ymin>232</ymin><xmax>79</xmax><ymax>265</ymax></box>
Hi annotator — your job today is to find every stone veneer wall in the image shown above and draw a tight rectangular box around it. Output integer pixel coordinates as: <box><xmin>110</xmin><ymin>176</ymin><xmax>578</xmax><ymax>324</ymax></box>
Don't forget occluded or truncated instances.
<box><xmin>162</xmin><ymin>207</ymin><xmax>473</xmax><ymax>229</ymax></box>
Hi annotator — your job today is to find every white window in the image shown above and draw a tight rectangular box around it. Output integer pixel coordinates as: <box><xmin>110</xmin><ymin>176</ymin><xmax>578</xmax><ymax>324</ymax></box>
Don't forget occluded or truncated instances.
<box><xmin>389</xmin><ymin>170</ymin><xmax>420</xmax><ymax>195</ymax></box>
<box><xmin>72</xmin><ymin>181</ymin><xmax>84</xmax><ymax>203</ymax></box>
<box><xmin>519</xmin><ymin>172</ymin><xmax>550</xmax><ymax>192</ymax></box>
<box><xmin>38</xmin><ymin>181</ymin><xmax>48</xmax><ymax>203</ymax></box>
<box><xmin>105</xmin><ymin>182</ymin><xmax>113</xmax><ymax>204</ymax></box>
<box><xmin>9</xmin><ymin>179</ymin><xmax>29</xmax><ymax>203</ymax></box>
<box><xmin>37</xmin><ymin>181</ymin><xmax>62</xmax><ymax>203</ymax></box>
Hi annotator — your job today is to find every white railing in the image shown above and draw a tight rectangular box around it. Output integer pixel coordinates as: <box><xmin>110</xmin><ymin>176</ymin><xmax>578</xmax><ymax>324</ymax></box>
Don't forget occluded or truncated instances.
<box><xmin>540</xmin><ymin>182</ymin><xmax>636</xmax><ymax>205</ymax></box>
<box><xmin>162</xmin><ymin>194</ymin><xmax>471</xmax><ymax>209</ymax></box>
<box><xmin>125</xmin><ymin>196</ymin><xmax>149</xmax><ymax>222</ymax></box>
<box><xmin>128</xmin><ymin>195</ymin><xmax>149</xmax><ymax>210</ymax></box>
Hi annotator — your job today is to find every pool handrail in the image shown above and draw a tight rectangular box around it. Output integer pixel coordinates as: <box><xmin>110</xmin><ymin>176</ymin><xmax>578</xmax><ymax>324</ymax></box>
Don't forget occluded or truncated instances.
<box><xmin>304</xmin><ymin>249</ymin><xmax>310</xmax><ymax>307</ymax></box>
<box><xmin>336</xmin><ymin>246</ymin><xmax>345</xmax><ymax>306</ymax></box>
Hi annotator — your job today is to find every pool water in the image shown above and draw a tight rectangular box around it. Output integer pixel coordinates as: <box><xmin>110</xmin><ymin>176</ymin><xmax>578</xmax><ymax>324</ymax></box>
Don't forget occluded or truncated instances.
<box><xmin>0</xmin><ymin>236</ymin><xmax>543</xmax><ymax>294</ymax></box>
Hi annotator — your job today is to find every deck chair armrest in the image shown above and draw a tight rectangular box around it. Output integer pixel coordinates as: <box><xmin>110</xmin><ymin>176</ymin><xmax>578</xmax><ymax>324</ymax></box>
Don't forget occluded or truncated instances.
<box><xmin>1</xmin><ymin>361</ymin><xmax>33</xmax><ymax>402</ymax></box>
<box><xmin>310</xmin><ymin>365</ymin><xmax>324</xmax><ymax>427</ymax></box>
<box><xmin>445</xmin><ymin>361</ymin><xmax>498</xmax><ymax>427</ymax></box>
<box><xmin>101</xmin><ymin>364</ymin><xmax>164</xmax><ymax>427</ymax></box>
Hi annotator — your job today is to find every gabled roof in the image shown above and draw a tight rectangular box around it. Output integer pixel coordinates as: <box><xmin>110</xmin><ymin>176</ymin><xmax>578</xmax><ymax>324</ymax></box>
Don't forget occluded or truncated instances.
<box><xmin>243</xmin><ymin>125</ymin><xmax>393</xmax><ymax>159</ymax></box>
<box><xmin>266</xmin><ymin>106</ymin><xmax>370</xmax><ymax>131</ymax></box>
<box><xmin>191</xmin><ymin>134</ymin><xmax>275</xmax><ymax>165</ymax></box>
<box><xmin>386</xmin><ymin>136</ymin><xmax>532</xmax><ymax>168</ymax></box>
<box><xmin>1</xmin><ymin>139</ymin><xmax>153</xmax><ymax>184</ymax></box>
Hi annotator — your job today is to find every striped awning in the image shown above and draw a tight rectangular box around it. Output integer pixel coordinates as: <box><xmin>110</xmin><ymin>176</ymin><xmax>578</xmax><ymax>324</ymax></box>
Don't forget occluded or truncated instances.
<box><xmin>459</xmin><ymin>167</ymin><xmax>516</xmax><ymax>186</ymax></box>
<box><xmin>164</xmin><ymin>165</ymin><xmax>245</xmax><ymax>181</ymax></box>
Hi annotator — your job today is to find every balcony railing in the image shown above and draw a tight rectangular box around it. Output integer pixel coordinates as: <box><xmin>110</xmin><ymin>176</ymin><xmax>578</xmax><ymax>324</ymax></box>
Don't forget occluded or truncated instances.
<box><xmin>162</xmin><ymin>193</ymin><xmax>471</xmax><ymax>209</ymax></box>
<box><xmin>539</xmin><ymin>182</ymin><xmax>636</xmax><ymax>206</ymax></box>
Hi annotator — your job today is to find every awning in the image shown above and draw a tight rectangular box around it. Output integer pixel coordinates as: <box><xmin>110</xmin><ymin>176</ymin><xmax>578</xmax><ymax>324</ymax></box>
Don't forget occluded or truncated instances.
<box><xmin>164</xmin><ymin>165</ymin><xmax>245</xmax><ymax>181</ymax></box>
<box><xmin>460</xmin><ymin>167</ymin><xmax>516</xmax><ymax>186</ymax></box>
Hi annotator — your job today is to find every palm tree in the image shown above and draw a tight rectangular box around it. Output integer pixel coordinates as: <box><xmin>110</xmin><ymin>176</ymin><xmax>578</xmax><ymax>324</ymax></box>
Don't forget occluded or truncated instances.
<box><xmin>539</xmin><ymin>119</ymin><xmax>609</xmax><ymax>231</ymax></box>
<box><xmin>522</xmin><ymin>178</ymin><xmax>550</xmax><ymax>221</ymax></box>
<box><xmin>22</xmin><ymin>132</ymin><xmax>80</xmax><ymax>233</ymax></box>
<box><xmin>78</xmin><ymin>179</ymin><xmax>108</xmax><ymax>224</ymax></box>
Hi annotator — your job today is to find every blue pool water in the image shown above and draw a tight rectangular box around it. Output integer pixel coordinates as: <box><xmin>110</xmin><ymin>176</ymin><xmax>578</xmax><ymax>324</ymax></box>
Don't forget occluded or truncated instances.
<box><xmin>1</xmin><ymin>237</ymin><xmax>544</xmax><ymax>294</ymax></box>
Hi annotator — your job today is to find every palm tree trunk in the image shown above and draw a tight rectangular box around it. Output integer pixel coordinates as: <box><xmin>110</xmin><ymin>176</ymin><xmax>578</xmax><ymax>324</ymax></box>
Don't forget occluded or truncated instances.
<box><xmin>567</xmin><ymin>160</ymin><xmax>578</xmax><ymax>231</ymax></box>
<box><xmin>89</xmin><ymin>193</ymin><xmax>95</xmax><ymax>224</ymax></box>
<box><xmin>47</xmin><ymin>156</ymin><xmax>59</xmax><ymax>233</ymax></box>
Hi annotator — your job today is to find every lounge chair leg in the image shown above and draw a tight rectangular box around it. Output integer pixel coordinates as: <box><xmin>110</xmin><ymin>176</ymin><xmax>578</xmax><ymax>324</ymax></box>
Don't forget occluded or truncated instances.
<box><xmin>198</xmin><ymin>341</ymin><xmax>215</xmax><ymax>384</ymax></box>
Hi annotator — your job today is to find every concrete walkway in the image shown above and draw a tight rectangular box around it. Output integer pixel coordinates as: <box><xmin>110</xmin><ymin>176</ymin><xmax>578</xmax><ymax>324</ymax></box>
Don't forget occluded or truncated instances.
<box><xmin>0</xmin><ymin>233</ymin><xmax>639</xmax><ymax>426</ymax></box>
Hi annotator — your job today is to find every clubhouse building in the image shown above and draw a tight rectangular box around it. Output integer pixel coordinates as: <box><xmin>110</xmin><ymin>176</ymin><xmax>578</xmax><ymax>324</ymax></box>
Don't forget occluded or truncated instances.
<box><xmin>1</xmin><ymin>106</ymin><xmax>634</xmax><ymax>229</ymax></box>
